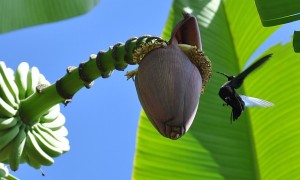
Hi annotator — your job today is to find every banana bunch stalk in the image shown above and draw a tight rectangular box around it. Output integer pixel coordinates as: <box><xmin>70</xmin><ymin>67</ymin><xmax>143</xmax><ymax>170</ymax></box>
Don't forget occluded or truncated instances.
<box><xmin>0</xmin><ymin>13</ymin><xmax>211</xmax><ymax>172</ymax></box>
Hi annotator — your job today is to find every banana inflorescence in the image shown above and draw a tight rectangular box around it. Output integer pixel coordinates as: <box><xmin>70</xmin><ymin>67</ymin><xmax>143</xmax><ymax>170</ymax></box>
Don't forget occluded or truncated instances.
<box><xmin>0</xmin><ymin>33</ymin><xmax>211</xmax><ymax>173</ymax></box>
<box><xmin>0</xmin><ymin>36</ymin><xmax>171</xmax><ymax>173</ymax></box>
<box><xmin>0</xmin><ymin>62</ymin><xmax>69</xmax><ymax>171</ymax></box>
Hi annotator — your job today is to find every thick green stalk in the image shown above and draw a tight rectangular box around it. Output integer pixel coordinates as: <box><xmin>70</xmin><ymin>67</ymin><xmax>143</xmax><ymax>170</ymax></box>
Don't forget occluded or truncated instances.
<box><xmin>17</xmin><ymin>36</ymin><xmax>166</xmax><ymax>125</ymax></box>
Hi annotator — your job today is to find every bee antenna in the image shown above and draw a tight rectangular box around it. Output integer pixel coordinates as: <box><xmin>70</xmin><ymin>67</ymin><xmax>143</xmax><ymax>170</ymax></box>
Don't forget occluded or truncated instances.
<box><xmin>217</xmin><ymin>71</ymin><xmax>228</xmax><ymax>76</ymax></box>
<box><xmin>217</xmin><ymin>72</ymin><xmax>233</xmax><ymax>80</ymax></box>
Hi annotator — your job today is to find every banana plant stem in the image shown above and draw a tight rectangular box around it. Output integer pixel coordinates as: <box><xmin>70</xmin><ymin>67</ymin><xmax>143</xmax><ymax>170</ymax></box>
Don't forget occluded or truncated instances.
<box><xmin>17</xmin><ymin>36</ymin><xmax>165</xmax><ymax>126</ymax></box>
<box><xmin>18</xmin><ymin>54</ymin><xmax>113</xmax><ymax>125</ymax></box>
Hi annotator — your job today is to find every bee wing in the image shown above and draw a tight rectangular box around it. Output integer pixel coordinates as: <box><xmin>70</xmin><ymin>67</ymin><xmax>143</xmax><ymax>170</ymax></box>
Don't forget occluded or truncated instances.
<box><xmin>240</xmin><ymin>95</ymin><xmax>274</xmax><ymax>107</ymax></box>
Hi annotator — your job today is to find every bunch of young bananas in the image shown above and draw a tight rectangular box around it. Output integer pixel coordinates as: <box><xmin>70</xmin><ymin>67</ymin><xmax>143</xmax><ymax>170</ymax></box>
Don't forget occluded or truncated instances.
<box><xmin>0</xmin><ymin>62</ymin><xmax>69</xmax><ymax>171</ymax></box>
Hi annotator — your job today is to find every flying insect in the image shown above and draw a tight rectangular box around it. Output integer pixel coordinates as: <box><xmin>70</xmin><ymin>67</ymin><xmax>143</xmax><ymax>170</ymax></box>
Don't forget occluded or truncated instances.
<box><xmin>218</xmin><ymin>54</ymin><xmax>274</xmax><ymax>122</ymax></box>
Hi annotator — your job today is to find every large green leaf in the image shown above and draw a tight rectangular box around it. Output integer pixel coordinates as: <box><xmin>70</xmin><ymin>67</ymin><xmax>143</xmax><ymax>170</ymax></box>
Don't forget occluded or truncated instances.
<box><xmin>133</xmin><ymin>0</ymin><xmax>300</xmax><ymax>179</ymax></box>
<box><xmin>0</xmin><ymin>0</ymin><xmax>100</xmax><ymax>34</ymax></box>
<box><xmin>255</xmin><ymin>0</ymin><xmax>300</xmax><ymax>26</ymax></box>
<box><xmin>254</xmin><ymin>0</ymin><xmax>300</xmax><ymax>53</ymax></box>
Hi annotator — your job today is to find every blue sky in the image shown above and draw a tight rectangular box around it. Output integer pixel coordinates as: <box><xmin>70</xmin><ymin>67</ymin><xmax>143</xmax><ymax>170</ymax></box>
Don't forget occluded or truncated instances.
<box><xmin>0</xmin><ymin>0</ymin><xmax>300</xmax><ymax>179</ymax></box>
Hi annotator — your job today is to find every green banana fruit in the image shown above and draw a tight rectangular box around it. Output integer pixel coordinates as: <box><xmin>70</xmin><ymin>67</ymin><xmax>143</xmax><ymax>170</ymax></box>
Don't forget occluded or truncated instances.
<box><xmin>25</xmin><ymin>130</ymin><xmax>54</xmax><ymax>166</ymax></box>
<box><xmin>9</xmin><ymin>125</ymin><xmax>26</xmax><ymax>171</ymax></box>
<box><xmin>55</xmin><ymin>136</ymin><xmax>70</xmax><ymax>152</ymax></box>
<box><xmin>0</xmin><ymin>123</ymin><xmax>20</xmax><ymax>150</ymax></box>
<box><xmin>0</xmin><ymin>138</ymin><xmax>13</xmax><ymax>162</ymax></box>
<box><xmin>24</xmin><ymin>152</ymin><xmax>41</xmax><ymax>170</ymax></box>
<box><xmin>41</xmin><ymin>113</ymin><xmax>65</xmax><ymax>130</ymax></box>
<box><xmin>34</xmin><ymin>124</ymin><xmax>70</xmax><ymax>152</ymax></box>
<box><xmin>39</xmin><ymin>105</ymin><xmax>60</xmax><ymax>123</ymax></box>
<box><xmin>31</xmin><ymin>128</ymin><xmax>63</xmax><ymax>157</ymax></box>
<box><xmin>38</xmin><ymin>73</ymin><xmax>50</xmax><ymax>86</ymax></box>
<box><xmin>26</xmin><ymin>67</ymin><xmax>40</xmax><ymax>97</ymax></box>
<box><xmin>14</xmin><ymin>62</ymin><xmax>29</xmax><ymax>100</ymax></box>
<box><xmin>0</xmin><ymin>76</ymin><xmax>17</xmax><ymax>109</ymax></box>
<box><xmin>0</xmin><ymin>117</ymin><xmax>18</xmax><ymax>130</ymax></box>
<box><xmin>0</xmin><ymin>97</ymin><xmax>17</xmax><ymax>118</ymax></box>
<box><xmin>0</xmin><ymin>62</ymin><xmax>19</xmax><ymax>108</ymax></box>
<box><xmin>52</xmin><ymin>126</ymin><xmax>68</xmax><ymax>137</ymax></box>
<box><xmin>0</xmin><ymin>63</ymin><xmax>19</xmax><ymax>105</ymax></box>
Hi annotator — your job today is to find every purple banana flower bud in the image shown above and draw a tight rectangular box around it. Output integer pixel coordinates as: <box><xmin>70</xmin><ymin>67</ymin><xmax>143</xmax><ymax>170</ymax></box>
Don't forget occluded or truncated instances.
<box><xmin>134</xmin><ymin>13</ymin><xmax>212</xmax><ymax>139</ymax></box>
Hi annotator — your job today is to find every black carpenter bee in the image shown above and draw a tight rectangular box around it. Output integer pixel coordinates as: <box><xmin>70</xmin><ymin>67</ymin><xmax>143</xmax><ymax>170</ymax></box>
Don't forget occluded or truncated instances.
<box><xmin>218</xmin><ymin>54</ymin><xmax>274</xmax><ymax>122</ymax></box>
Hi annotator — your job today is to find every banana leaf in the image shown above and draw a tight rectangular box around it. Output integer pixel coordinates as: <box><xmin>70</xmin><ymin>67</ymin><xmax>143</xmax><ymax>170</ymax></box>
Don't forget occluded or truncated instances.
<box><xmin>133</xmin><ymin>0</ymin><xmax>300</xmax><ymax>179</ymax></box>
<box><xmin>0</xmin><ymin>0</ymin><xmax>100</xmax><ymax>34</ymax></box>
<box><xmin>294</xmin><ymin>31</ymin><xmax>300</xmax><ymax>52</ymax></box>
<box><xmin>255</xmin><ymin>0</ymin><xmax>300</xmax><ymax>26</ymax></box>
<box><xmin>254</xmin><ymin>0</ymin><xmax>300</xmax><ymax>53</ymax></box>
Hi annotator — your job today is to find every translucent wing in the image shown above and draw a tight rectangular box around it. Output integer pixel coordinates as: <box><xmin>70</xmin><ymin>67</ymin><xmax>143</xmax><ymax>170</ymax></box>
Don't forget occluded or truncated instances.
<box><xmin>240</xmin><ymin>95</ymin><xmax>274</xmax><ymax>107</ymax></box>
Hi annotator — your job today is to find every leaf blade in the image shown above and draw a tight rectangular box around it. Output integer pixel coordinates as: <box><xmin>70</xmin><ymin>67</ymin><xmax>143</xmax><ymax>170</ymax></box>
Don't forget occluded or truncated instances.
<box><xmin>244</xmin><ymin>43</ymin><xmax>300</xmax><ymax>179</ymax></box>
<box><xmin>255</xmin><ymin>0</ymin><xmax>300</xmax><ymax>26</ymax></box>
<box><xmin>0</xmin><ymin>0</ymin><xmax>100</xmax><ymax>34</ymax></box>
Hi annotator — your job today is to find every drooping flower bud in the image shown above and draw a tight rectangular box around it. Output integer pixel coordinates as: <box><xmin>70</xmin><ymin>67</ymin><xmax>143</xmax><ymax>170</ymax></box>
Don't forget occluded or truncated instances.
<box><xmin>133</xmin><ymin>13</ymin><xmax>212</xmax><ymax>139</ymax></box>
